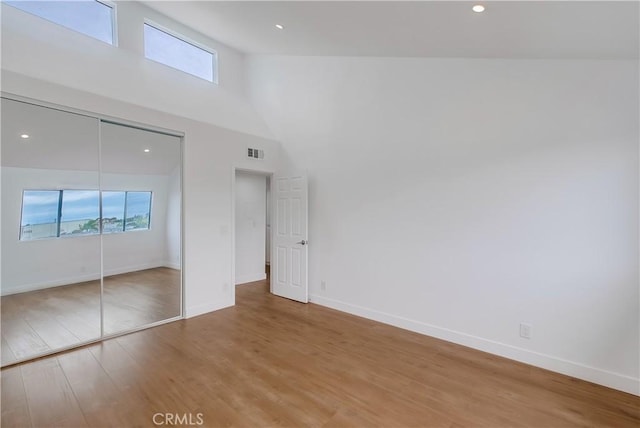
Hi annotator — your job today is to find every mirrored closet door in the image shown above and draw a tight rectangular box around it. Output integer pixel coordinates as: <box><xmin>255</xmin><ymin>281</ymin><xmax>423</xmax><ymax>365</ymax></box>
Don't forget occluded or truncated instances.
<box><xmin>0</xmin><ymin>97</ymin><xmax>182</xmax><ymax>366</ymax></box>
<box><xmin>1</xmin><ymin>98</ymin><xmax>102</xmax><ymax>365</ymax></box>
<box><xmin>100</xmin><ymin>122</ymin><xmax>181</xmax><ymax>335</ymax></box>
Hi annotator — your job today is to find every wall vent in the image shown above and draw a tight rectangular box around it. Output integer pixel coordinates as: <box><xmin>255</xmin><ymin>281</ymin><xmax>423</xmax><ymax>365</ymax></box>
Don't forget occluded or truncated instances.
<box><xmin>247</xmin><ymin>148</ymin><xmax>264</xmax><ymax>159</ymax></box>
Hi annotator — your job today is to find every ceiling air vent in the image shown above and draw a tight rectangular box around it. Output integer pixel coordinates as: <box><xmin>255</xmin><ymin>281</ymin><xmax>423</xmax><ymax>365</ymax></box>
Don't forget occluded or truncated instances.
<box><xmin>247</xmin><ymin>148</ymin><xmax>264</xmax><ymax>159</ymax></box>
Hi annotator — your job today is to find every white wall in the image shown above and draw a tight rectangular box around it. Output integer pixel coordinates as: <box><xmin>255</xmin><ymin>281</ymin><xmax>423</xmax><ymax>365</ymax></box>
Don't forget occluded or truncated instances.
<box><xmin>0</xmin><ymin>167</ymin><xmax>172</xmax><ymax>295</ymax></box>
<box><xmin>101</xmin><ymin>172</ymin><xmax>172</xmax><ymax>276</ymax></box>
<box><xmin>1</xmin><ymin>1</ymin><xmax>281</xmax><ymax>316</ymax></box>
<box><xmin>248</xmin><ymin>56</ymin><xmax>640</xmax><ymax>395</ymax></box>
<box><xmin>1</xmin><ymin>167</ymin><xmax>100</xmax><ymax>295</ymax></box>
<box><xmin>0</xmin><ymin>2</ymin><xmax>272</xmax><ymax>139</ymax></box>
<box><xmin>165</xmin><ymin>166</ymin><xmax>181</xmax><ymax>270</ymax></box>
<box><xmin>235</xmin><ymin>172</ymin><xmax>267</xmax><ymax>284</ymax></box>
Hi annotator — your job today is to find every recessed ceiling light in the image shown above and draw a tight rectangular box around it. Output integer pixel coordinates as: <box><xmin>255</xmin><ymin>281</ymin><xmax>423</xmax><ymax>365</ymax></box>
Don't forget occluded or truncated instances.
<box><xmin>275</xmin><ymin>24</ymin><xmax>284</xmax><ymax>30</ymax></box>
<box><xmin>20</xmin><ymin>134</ymin><xmax>30</xmax><ymax>139</ymax></box>
<box><xmin>144</xmin><ymin>149</ymin><xmax>150</xmax><ymax>153</ymax></box>
<box><xmin>472</xmin><ymin>4</ymin><xmax>486</xmax><ymax>13</ymax></box>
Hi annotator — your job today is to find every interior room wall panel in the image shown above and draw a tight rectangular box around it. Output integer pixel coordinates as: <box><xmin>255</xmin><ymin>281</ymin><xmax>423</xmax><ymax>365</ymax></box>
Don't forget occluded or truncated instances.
<box><xmin>247</xmin><ymin>56</ymin><xmax>639</xmax><ymax>394</ymax></box>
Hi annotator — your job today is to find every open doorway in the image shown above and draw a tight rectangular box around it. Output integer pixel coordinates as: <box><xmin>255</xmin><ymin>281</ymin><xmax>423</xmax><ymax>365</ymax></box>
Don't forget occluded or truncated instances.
<box><xmin>234</xmin><ymin>170</ymin><xmax>271</xmax><ymax>286</ymax></box>
<box><xmin>233</xmin><ymin>168</ymin><xmax>309</xmax><ymax>304</ymax></box>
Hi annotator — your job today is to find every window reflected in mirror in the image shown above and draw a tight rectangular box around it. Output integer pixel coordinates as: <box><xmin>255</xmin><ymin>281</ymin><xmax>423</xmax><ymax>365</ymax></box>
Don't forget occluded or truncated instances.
<box><xmin>1</xmin><ymin>97</ymin><xmax>182</xmax><ymax>366</ymax></box>
<box><xmin>100</xmin><ymin>121</ymin><xmax>181</xmax><ymax>336</ymax></box>
<box><xmin>1</xmin><ymin>98</ymin><xmax>102</xmax><ymax>365</ymax></box>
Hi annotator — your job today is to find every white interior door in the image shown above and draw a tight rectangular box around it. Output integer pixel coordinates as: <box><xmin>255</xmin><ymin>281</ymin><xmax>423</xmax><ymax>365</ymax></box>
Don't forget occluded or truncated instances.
<box><xmin>272</xmin><ymin>173</ymin><xmax>308</xmax><ymax>303</ymax></box>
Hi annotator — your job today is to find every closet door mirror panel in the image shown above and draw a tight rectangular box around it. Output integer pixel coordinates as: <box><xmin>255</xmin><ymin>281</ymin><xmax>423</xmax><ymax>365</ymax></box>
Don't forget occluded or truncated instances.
<box><xmin>1</xmin><ymin>98</ymin><xmax>101</xmax><ymax>365</ymax></box>
<box><xmin>100</xmin><ymin>122</ymin><xmax>181</xmax><ymax>335</ymax></box>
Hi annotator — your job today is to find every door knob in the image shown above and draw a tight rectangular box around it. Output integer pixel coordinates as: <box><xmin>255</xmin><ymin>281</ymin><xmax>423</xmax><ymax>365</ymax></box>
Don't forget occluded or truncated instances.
<box><xmin>296</xmin><ymin>240</ymin><xmax>307</xmax><ymax>245</ymax></box>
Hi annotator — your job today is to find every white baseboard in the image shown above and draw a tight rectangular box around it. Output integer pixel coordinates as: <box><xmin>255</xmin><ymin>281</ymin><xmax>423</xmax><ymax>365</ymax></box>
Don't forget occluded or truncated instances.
<box><xmin>1</xmin><ymin>263</ymin><xmax>166</xmax><ymax>296</ymax></box>
<box><xmin>163</xmin><ymin>262</ymin><xmax>181</xmax><ymax>270</ymax></box>
<box><xmin>1</xmin><ymin>273</ymin><xmax>101</xmax><ymax>296</ymax></box>
<box><xmin>185</xmin><ymin>300</ymin><xmax>232</xmax><ymax>319</ymax></box>
<box><xmin>235</xmin><ymin>272</ymin><xmax>267</xmax><ymax>285</ymax></box>
<box><xmin>309</xmin><ymin>294</ymin><xmax>639</xmax><ymax>396</ymax></box>
<box><xmin>104</xmin><ymin>262</ymin><xmax>164</xmax><ymax>277</ymax></box>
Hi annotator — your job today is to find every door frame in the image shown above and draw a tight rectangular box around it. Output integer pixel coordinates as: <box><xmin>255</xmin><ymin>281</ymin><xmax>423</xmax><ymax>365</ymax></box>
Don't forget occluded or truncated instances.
<box><xmin>231</xmin><ymin>166</ymin><xmax>275</xmax><ymax>305</ymax></box>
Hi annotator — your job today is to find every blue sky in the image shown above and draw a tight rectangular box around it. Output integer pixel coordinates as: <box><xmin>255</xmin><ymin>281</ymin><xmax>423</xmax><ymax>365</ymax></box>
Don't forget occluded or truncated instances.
<box><xmin>7</xmin><ymin>0</ymin><xmax>113</xmax><ymax>44</ymax></box>
<box><xmin>144</xmin><ymin>23</ymin><xmax>213</xmax><ymax>81</ymax></box>
<box><xmin>126</xmin><ymin>192</ymin><xmax>152</xmax><ymax>218</ymax></box>
<box><xmin>21</xmin><ymin>191</ymin><xmax>59</xmax><ymax>225</ymax></box>
<box><xmin>61</xmin><ymin>190</ymin><xmax>99</xmax><ymax>222</ymax></box>
<box><xmin>102</xmin><ymin>191</ymin><xmax>125</xmax><ymax>219</ymax></box>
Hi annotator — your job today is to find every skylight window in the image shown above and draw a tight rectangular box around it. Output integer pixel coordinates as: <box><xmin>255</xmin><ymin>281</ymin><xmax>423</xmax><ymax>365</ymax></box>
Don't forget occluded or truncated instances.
<box><xmin>5</xmin><ymin>0</ymin><xmax>115</xmax><ymax>45</ymax></box>
<box><xmin>144</xmin><ymin>22</ymin><xmax>216</xmax><ymax>83</ymax></box>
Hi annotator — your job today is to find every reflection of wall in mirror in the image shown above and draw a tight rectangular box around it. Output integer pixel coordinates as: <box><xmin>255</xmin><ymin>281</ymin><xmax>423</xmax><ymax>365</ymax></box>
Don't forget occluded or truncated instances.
<box><xmin>165</xmin><ymin>165</ymin><xmax>181</xmax><ymax>270</ymax></box>
<box><xmin>0</xmin><ymin>166</ymin><xmax>180</xmax><ymax>295</ymax></box>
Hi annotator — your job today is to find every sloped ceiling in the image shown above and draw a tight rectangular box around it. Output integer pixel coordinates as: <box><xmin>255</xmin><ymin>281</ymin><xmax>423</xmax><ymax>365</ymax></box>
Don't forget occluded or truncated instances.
<box><xmin>141</xmin><ymin>1</ymin><xmax>639</xmax><ymax>59</ymax></box>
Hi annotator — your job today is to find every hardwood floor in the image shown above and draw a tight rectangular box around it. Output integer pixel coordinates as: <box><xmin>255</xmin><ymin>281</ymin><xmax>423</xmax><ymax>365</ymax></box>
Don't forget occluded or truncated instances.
<box><xmin>2</xmin><ymin>278</ymin><xmax>639</xmax><ymax>427</ymax></box>
<box><xmin>1</xmin><ymin>267</ymin><xmax>180</xmax><ymax>366</ymax></box>
<box><xmin>103</xmin><ymin>267</ymin><xmax>181</xmax><ymax>335</ymax></box>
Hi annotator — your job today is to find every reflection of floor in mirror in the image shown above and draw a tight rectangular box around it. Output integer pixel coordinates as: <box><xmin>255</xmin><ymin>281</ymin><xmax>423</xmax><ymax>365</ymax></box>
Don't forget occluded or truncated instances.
<box><xmin>1</xmin><ymin>267</ymin><xmax>180</xmax><ymax>366</ymax></box>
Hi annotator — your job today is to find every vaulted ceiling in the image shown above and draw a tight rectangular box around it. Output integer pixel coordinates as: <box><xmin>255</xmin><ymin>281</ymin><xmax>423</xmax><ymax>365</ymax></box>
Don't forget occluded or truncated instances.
<box><xmin>141</xmin><ymin>1</ymin><xmax>639</xmax><ymax>59</ymax></box>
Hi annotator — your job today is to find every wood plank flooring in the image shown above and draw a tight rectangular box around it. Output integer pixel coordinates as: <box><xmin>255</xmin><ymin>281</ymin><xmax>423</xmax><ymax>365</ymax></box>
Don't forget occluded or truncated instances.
<box><xmin>1</xmin><ymin>267</ymin><xmax>180</xmax><ymax>366</ymax></box>
<box><xmin>2</xmin><ymin>278</ymin><xmax>639</xmax><ymax>427</ymax></box>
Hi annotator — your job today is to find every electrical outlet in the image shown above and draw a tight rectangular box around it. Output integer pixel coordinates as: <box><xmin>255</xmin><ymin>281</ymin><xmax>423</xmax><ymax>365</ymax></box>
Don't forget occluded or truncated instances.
<box><xmin>320</xmin><ymin>280</ymin><xmax>326</xmax><ymax>291</ymax></box>
<box><xmin>520</xmin><ymin>323</ymin><xmax>532</xmax><ymax>339</ymax></box>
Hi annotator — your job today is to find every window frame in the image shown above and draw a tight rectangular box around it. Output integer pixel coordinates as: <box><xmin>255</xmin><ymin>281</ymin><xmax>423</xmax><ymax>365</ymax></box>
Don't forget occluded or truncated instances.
<box><xmin>123</xmin><ymin>191</ymin><xmax>153</xmax><ymax>232</ymax></box>
<box><xmin>18</xmin><ymin>189</ymin><xmax>153</xmax><ymax>242</ymax></box>
<box><xmin>58</xmin><ymin>189</ymin><xmax>102</xmax><ymax>238</ymax></box>
<box><xmin>102</xmin><ymin>0</ymin><xmax>118</xmax><ymax>47</ymax></box>
<box><xmin>18</xmin><ymin>190</ymin><xmax>62</xmax><ymax>241</ymax></box>
<box><xmin>101</xmin><ymin>190</ymin><xmax>154</xmax><ymax>234</ymax></box>
<box><xmin>143</xmin><ymin>19</ymin><xmax>218</xmax><ymax>84</ymax></box>
<box><xmin>5</xmin><ymin>0</ymin><xmax>118</xmax><ymax>46</ymax></box>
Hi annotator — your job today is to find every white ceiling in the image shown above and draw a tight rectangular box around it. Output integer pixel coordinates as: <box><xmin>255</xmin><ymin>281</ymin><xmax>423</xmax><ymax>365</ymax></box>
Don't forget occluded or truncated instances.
<box><xmin>1</xmin><ymin>98</ymin><xmax>100</xmax><ymax>172</ymax></box>
<box><xmin>100</xmin><ymin>122</ymin><xmax>180</xmax><ymax>175</ymax></box>
<box><xmin>141</xmin><ymin>1</ymin><xmax>639</xmax><ymax>59</ymax></box>
<box><xmin>1</xmin><ymin>98</ymin><xmax>180</xmax><ymax>175</ymax></box>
